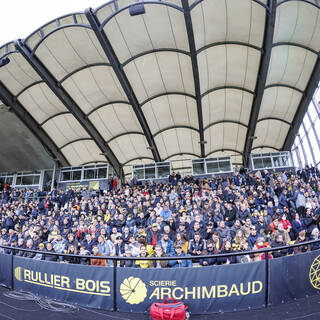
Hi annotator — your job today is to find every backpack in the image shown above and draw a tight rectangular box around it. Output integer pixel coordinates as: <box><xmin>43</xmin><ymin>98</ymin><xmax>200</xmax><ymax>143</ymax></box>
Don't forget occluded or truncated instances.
<box><xmin>150</xmin><ymin>298</ymin><xmax>189</xmax><ymax>320</ymax></box>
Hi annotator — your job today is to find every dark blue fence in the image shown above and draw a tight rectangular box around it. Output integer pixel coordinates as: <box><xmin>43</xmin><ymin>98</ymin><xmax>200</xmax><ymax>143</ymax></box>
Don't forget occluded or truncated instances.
<box><xmin>1</xmin><ymin>241</ymin><xmax>320</xmax><ymax>314</ymax></box>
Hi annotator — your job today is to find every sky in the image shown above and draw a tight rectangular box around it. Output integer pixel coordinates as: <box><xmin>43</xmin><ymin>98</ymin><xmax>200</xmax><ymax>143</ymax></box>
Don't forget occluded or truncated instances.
<box><xmin>0</xmin><ymin>0</ymin><xmax>108</xmax><ymax>45</ymax></box>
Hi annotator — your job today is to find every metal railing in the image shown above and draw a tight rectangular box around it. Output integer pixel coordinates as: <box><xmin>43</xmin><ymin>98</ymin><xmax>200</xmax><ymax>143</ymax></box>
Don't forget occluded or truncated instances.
<box><xmin>1</xmin><ymin>238</ymin><xmax>320</xmax><ymax>312</ymax></box>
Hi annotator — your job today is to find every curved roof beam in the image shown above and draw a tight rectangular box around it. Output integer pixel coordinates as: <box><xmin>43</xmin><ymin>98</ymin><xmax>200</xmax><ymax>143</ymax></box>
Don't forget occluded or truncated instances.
<box><xmin>264</xmin><ymin>83</ymin><xmax>304</xmax><ymax>94</ymax></box>
<box><xmin>141</xmin><ymin>92</ymin><xmax>196</xmax><ymax>107</ymax></box>
<box><xmin>0</xmin><ymin>81</ymin><xmax>69</xmax><ymax>167</ymax></box>
<box><xmin>197</xmin><ymin>41</ymin><xmax>262</xmax><ymax>55</ymax></box>
<box><xmin>121</xmin><ymin>48</ymin><xmax>190</xmax><ymax>68</ymax></box>
<box><xmin>85</xmin><ymin>8</ymin><xmax>161</xmax><ymax>163</ymax></box>
<box><xmin>282</xmin><ymin>56</ymin><xmax>320</xmax><ymax>150</ymax></box>
<box><xmin>190</xmin><ymin>0</ymin><xmax>268</xmax><ymax>10</ymax></box>
<box><xmin>122</xmin><ymin>156</ymin><xmax>154</xmax><ymax>167</ymax></box>
<box><xmin>81</xmin><ymin>161</ymin><xmax>108</xmax><ymax>166</ymax></box>
<box><xmin>277</xmin><ymin>0</ymin><xmax>320</xmax><ymax>9</ymax></box>
<box><xmin>164</xmin><ymin>152</ymin><xmax>200</xmax><ymax>161</ymax></box>
<box><xmin>87</xmin><ymin>101</ymin><xmax>131</xmax><ymax>117</ymax></box>
<box><xmin>15</xmin><ymin>40</ymin><xmax>123</xmax><ymax>180</ymax></box>
<box><xmin>98</xmin><ymin>1</ymin><xmax>184</xmax><ymax>30</ymax></box>
<box><xmin>243</xmin><ymin>0</ymin><xmax>277</xmax><ymax>167</ymax></box>
<box><xmin>252</xmin><ymin>145</ymin><xmax>280</xmax><ymax>151</ymax></box>
<box><xmin>257</xmin><ymin>117</ymin><xmax>291</xmax><ymax>126</ymax></box>
<box><xmin>206</xmin><ymin>149</ymin><xmax>243</xmax><ymax>157</ymax></box>
<box><xmin>60</xmin><ymin>138</ymin><xmax>93</xmax><ymax>150</ymax></box>
<box><xmin>40</xmin><ymin>112</ymin><xmax>70</xmax><ymax>126</ymax></box>
<box><xmin>16</xmin><ymin>81</ymin><xmax>44</xmax><ymax>98</ymax></box>
<box><xmin>204</xmin><ymin>120</ymin><xmax>248</xmax><ymax>131</ymax></box>
<box><xmin>153</xmin><ymin>125</ymin><xmax>199</xmax><ymax>138</ymax></box>
<box><xmin>106</xmin><ymin>131</ymin><xmax>145</xmax><ymax>144</ymax></box>
<box><xmin>60</xmin><ymin>63</ymin><xmax>112</xmax><ymax>83</ymax></box>
<box><xmin>0</xmin><ymin>42</ymin><xmax>17</xmax><ymax>59</ymax></box>
<box><xmin>201</xmin><ymin>86</ymin><xmax>254</xmax><ymax>98</ymax></box>
<box><xmin>182</xmin><ymin>0</ymin><xmax>205</xmax><ymax>158</ymax></box>
<box><xmin>31</xmin><ymin>24</ymin><xmax>92</xmax><ymax>55</ymax></box>
<box><xmin>272</xmin><ymin>42</ymin><xmax>319</xmax><ymax>56</ymax></box>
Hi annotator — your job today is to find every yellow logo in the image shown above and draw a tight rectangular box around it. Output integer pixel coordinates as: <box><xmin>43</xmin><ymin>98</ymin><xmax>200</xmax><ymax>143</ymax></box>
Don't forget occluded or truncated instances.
<box><xmin>120</xmin><ymin>276</ymin><xmax>147</xmax><ymax>304</ymax></box>
<box><xmin>15</xmin><ymin>267</ymin><xmax>22</xmax><ymax>281</ymax></box>
<box><xmin>310</xmin><ymin>255</ymin><xmax>320</xmax><ymax>289</ymax></box>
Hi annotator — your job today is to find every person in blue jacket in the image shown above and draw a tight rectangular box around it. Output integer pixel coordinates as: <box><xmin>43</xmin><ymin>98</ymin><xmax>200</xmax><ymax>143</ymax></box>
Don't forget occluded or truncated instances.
<box><xmin>157</xmin><ymin>233</ymin><xmax>175</xmax><ymax>256</ymax></box>
<box><xmin>168</xmin><ymin>245</ymin><xmax>192</xmax><ymax>268</ymax></box>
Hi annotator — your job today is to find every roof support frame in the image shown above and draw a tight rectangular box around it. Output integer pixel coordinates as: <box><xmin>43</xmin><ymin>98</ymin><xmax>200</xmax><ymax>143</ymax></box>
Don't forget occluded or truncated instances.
<box><xmin>181</xmin><ymin>0</ymin><xmax>205</xmax><ymax>157</ymax></box>
<box><xmin>121</xmin><ymin>48</ymin><xmax>190</xmax><ymax>68</ymax></box>
<box><xmin>40</xmin><ymin>111</ymin><xmax>70</xmax><ymax>126</ymax></box>
<box><xmin>201</xmin><ymin>86</ymin><xmax>254</xmax><ymax>98</ymax></box>
<box><xmin>59</xmin><ymin>138</ymin><xmax>93</xmax><ymax>150</ymax></box>
<box><xmin>282</xmin><ymin>57</ymin><xmax>320</xmax><ymax>150</ymax></box>
<box><xmin>277</xmin><ymin>0</ymin><xmax>320</xmax><ymax>9</ymax></box>
<box><xmin>106</xmin><ymin>131</ymin><xmax>145</xmax><ymax>144</ymax></box>
<box><xmin>0</xmin><ymin>81</ymin><xmax>70</xmax><ymax>167</ymax></box>
<box><xmin>243</xmin><ymin>0</ymin><xmax>277</xmax><ymax>166</ymax></box>
<box><xmin>257</xmin><ymin>117</ymin><xmax>291</xmax><ymax>126</ymax></box>
<box><xmin>272</xmin><ymin>42</ymin><xmax>319</xmax><ymax>56</ymax></box>
<box><xmin>204</xmin><ymin>120</ymin><xmax>248</xmax><ymax>131</ymax></box>
<box><xmin>197</xmin><ymin>41</ymin><xmax>262</xmax><ymax>55</ymax></box>
<box><xmin>141</xmin><ymin>92</ymin><xmax>196</xmax><ymax>107</ymax></box>
<box><xmin>85</xmin><ymin>8</ymin><xmax>161</xmax><ymax>163</ymax></box>
<box><xmin>252</xmin><ymin>145</ymin><xmax>280</xmax><ymax>151</ymax></box>
<box><xmin>190</xmin><ymin>0</ymin><xmax>268</xmax><ymax>10</ymax></box>
<box><xmin>87</xmin><ymin>101</ymin><xmax>130</xmax><ymax>117</ymax></box>
<box><xmin>15</xmin><ymin>40</ymin><xmax>124</xmax><ymax>180</ymax></box>
<box><xmin>153</xmin><ymin>125</ymin><xmax>199</xmax><ymax>138</ymax></box>
<box><xmin>264</xmin><ymin>83</ymin><xmax>304</xmax><ymax>94</ymax></box>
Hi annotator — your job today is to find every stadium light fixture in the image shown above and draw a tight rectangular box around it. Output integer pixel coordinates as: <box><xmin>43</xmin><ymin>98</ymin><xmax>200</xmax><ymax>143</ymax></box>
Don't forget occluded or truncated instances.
<box><xmin>0</xmin><ymin>57</ymin><xmax>10</xmax><ymax>68</ymax></box>
<box><xmin>129</xmin><ymin>3</ymin><xmax>146</xmax><ymax>16</ymax></box>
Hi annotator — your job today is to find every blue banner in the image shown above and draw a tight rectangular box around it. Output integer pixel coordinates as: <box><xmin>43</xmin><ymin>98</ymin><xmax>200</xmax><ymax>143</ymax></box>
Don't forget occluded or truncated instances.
<box><xmin>116</xmin><ymin>261</ymin><xmax>266</xmax><ymax>314</ymax></box>
<box><xmin>269</xmin><ymin>250</ymin><xmax>320</xmax><ymax>305</ymax></box>
<box><xmin>0</xmin><ymin>253</ymin><xmax>12</xmax><ymax>288</ymax></box>
<box><xmin>13</xmin><ymin>256</ymin><xmax>113</xmax><ymax>310</ymax></box>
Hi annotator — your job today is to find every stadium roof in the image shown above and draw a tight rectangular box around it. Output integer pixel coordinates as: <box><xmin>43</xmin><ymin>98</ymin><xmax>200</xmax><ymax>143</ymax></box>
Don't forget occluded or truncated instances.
<box><xmin>0</xmin><ymin>0</ymin><xmax>319</xmax><ymax>178</ymax></box>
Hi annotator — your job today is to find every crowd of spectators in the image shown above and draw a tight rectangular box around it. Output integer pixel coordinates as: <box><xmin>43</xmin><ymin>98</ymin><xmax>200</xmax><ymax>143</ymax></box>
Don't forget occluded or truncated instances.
<box><xmin>1</xmin><ymin>164</ymin><xmax>320</xmax><ymax>268</ymax></box>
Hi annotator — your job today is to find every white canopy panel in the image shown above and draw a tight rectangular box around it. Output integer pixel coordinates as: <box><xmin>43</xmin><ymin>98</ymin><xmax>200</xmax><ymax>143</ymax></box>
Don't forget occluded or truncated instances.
<box><xmin>0</xmin><ymin>0</ymin><xmax>319</xmax><ymax>177</ymax></box>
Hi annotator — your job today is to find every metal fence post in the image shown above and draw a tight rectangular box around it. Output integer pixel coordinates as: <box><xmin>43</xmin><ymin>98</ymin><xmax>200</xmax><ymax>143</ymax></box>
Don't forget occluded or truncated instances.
<box><xmin>10</xmin><ymin>251</ymin><xmax>14</xmax><ymax>290</ymax></box>
<box><xmin>113</xmin><ymin>258</ymin><xmax>117</xmax><ymax>312</ymax></box>
<box><xmin>265</xmin><ymin>251</ymin><xmax>269</xmax><ymax>308</ymax></box>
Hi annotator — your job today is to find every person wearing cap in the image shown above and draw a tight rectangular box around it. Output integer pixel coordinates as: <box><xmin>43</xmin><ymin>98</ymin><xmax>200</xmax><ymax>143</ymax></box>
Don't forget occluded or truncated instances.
<box><xmin>168</xmin><ymin>244</ymin><xmax>192</xmax><ymax>268</ymax></box>
<box><xmin>146</xmin><ymin>223</ymin><xmax>161</xmax><ymax>248</ymax></box>
<box><xmin>135</xmin><ymin>225</ymin><xmax>147</xmax><ymax>240</ymax></box>
<box><xmin>114</xmin><ymin>236</ymin><xmax>125</xmax><ymax>257</ymax></box>
<box><xmin>33</xmin><ymin>243</ymin><xmax>45</xmax><ymax>260</ymax></box>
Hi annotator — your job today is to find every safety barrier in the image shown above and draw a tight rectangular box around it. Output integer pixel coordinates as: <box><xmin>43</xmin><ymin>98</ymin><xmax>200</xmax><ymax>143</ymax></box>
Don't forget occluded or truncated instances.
<box><xmin>1</xmin><ymin>240</ymin><xmax>320</xmax><ymax>314</ymax></box>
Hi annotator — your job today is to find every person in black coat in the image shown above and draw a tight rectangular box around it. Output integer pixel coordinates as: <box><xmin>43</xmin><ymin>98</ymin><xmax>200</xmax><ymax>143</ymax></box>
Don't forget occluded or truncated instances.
<box><xmin>200</xmin><ymin>241</ymin><xmax>217</xmax><ymax>266</ymax></box>
<box><xmin>43</xmin><ymin>242</ymin><xmax>58</xmax><ymax>262</ymax></box>
<box><xmin>271</xmin><ymin>234</ymin><xmax>289</xmax><ymax>258</ymax></box>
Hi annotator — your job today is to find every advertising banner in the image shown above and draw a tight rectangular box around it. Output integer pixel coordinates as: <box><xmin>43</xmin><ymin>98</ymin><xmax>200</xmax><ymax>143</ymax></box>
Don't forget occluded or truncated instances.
<box><xmin>116</xmin><ymin>261</ymin><xmax>266</xmax><ymax>314</ymax></box>
<box><xmin>13</xmin><ymin>256</ymin><xmax>113</xmax><ymax>310</ymax></box>
<box><xmin>269</xmin><ymin>250</ymin><xmax>320</xmax><ymax>305</ymax></box>
<box><xmin>0</xmin><ymin>253</ymin><xmax>12</xmax><ymax>288</ymax></box>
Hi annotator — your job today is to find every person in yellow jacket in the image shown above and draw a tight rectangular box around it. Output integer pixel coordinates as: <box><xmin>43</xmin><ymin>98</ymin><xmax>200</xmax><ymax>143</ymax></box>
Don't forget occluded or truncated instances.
<box><xmin>135</xmin><ymin>245</ymin><xmax>152</xmax><ymax>268</ymax></box>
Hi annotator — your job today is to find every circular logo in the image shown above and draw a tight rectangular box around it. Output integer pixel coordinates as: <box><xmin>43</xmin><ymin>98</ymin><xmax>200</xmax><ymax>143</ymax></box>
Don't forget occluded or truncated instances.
<box><xmin>14</xmin><ymin>267</ymin><xmax>22</xmax><ymax>281</ymax></box>
<box><xmin>309</xmin><ymin>255</ymin><xmax>320</xmax><ymax>289</ymax></box>
<box><xmin>120</xmin><ymin>276</ymin><xmax>147</xmax><ymax>304</ymax></box>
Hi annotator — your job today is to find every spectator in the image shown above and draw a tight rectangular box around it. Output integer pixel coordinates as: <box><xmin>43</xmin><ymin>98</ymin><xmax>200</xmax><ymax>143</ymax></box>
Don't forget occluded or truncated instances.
<box><xmin>90</xmin><ymin>245</ymin><xmax>106</xmax><ymax>266</ymax></box>
<box><xmin>169</xmin><ymin>245</ymin><xmax>192</xmax><ymax>268</ymax></box>
<box><xmin>150</xmin><ymin>245</ymin><xmax>168</xmax><ymax>268</ymax></box>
